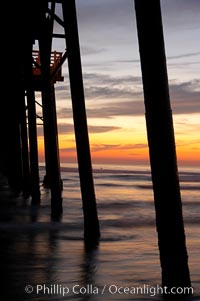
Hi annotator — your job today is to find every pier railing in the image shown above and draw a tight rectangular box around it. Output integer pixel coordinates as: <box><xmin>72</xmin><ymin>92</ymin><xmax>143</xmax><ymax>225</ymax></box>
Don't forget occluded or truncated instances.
<box><xmin>32</xmin><ymin>50</ymin><xmax>64</xmax><ymax>83</ymax></box>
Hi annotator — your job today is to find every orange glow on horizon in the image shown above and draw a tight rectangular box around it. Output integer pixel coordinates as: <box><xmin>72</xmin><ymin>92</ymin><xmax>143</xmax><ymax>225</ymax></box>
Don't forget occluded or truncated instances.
<box><xmin>37</xmin><ymin>141</ymin><xmax>199</xmax><ymax>167</ymax></box>
<box><xmin>37</xmin><ymin>113</ymin><xmax>200</xmax><ymax>167</ymax></box>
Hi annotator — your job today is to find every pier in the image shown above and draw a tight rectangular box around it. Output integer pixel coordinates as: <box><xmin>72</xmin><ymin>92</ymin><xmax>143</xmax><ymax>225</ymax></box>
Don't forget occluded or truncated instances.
<box><xmin>2</xmin><ymin>0</ymin><xmax>100</xmax><ymax>240</ymax></box>
<box><xmin>0</xmin><ymin>1</ymin><xmax>192</xmax><ymax>297</ymax></box>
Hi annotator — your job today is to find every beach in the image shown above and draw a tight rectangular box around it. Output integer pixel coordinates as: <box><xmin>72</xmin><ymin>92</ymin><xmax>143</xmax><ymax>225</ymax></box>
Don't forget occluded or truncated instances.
<box><xmin>0</xmin><ymin>163</ymin><xmax>199</xmax><ymax>300</ymax></box>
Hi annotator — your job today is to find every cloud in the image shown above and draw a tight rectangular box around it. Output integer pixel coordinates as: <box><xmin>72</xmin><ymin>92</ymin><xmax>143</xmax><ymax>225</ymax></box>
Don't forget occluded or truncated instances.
<box><xmin>55</xmin><ymin>73</ymin><xmax>200</xmax><ymax>118</ymax></box>
<box><xmin>176</xmin><ymin>140</ymin><xmax>200</xmax><ymax>148</ymax></box>
<box><xmin>37</xmin><ymin>122</ymin><xmax>121</xmax><ymax>137</ymax></box>
<box><xmin>57</xmin><ymin>100</ymin><xmax>145</xmax><ymax>120</ymax></box>
<box><xmin>169</xmin><ymin>80</ymin><xmax>200</xmax><ymax>114</ymax></box>
<box><xmin>59</xmin><ymin>147</ymin><xmax>76</xmax><ymax>152</ymax></box>
<box><xmin>89</xmin><ymin>125</ymin><xmax>121</xmax><ymax>134</ymax></box>
<box><xmin>108</xmin><ymin>51</ymin><xmax>200</xmax><ymax>66</ymax></box>
<box><xmin>75</xmin><ymin>0</ymin><xmax>200</xmax><ymax>35</ymax></box>
<box><xmin>161</xmin><ymin>0</ymin><xmax>200</xmax><ymax>29</ymax></box>
<box><xmin>91</xmin><ymin>143</ymin><xmax>147</xmax><ymax>152</ymax></box>
<box><xmin>76</xmin><ymin>0</ymin><xmax>199</xmax><ymax>33</ymax></box>
<box><xmin>37</xmin><ymin>123</ymin><xmax>71</xmax><ymax>137</ymax></box>
<box><xmin>83</xmin><ymin>73</ymin><xmax>141</xmax><ymax>86</ymax></box>
<box><xmin>81</xmin><ymin>46</ymin><xmax>107</xmax><ymax>56</ymax></box>
<box><xmin>161</xmin><ymin>0</ymin><xmax>200</xmax><ymax>14</ymax></box>
<box><xmin>56</xmin><ymin>72</ymin><xmax>142</xmax><ymax>102</ymax></box>
<box><xmin>76</xmin><ymin>0</ymin><xmax>135</xmax><ymax>27</ymax></box>
<box><xmin>167</xmin><ymin>52</ymin><xmax>200</xmax><ymax>60</ymax></box>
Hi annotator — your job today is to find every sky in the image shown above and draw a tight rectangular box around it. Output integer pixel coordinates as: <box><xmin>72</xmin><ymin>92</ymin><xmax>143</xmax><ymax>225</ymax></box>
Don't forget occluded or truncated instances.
<box><xmin>35</xmin><ymin>0</ymin><xmax>200</xmax><ymax>167</ymax></box>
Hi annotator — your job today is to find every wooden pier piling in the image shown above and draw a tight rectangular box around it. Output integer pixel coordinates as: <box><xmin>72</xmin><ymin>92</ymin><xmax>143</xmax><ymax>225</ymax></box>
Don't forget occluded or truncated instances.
<box><xmin>62</xmin><ymin>0</ymin><xmax>100</xmax><ymax>241</ymax></box>
<box><xmin>134</xmin><ymin>0</ymin><xmax>191</xmax><ymax>294</ymax></box>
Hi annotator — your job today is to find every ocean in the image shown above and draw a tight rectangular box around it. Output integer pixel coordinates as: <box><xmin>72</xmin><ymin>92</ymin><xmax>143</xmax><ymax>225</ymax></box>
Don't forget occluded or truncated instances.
<box><xmin>0</xmin><ymin>163</ymin><xmax>199</xmax><ymax>300</ymax></box>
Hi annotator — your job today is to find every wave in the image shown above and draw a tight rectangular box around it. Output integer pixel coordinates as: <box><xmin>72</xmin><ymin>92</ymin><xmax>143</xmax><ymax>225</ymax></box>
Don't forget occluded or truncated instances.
<box><xmin>136</xmin><ymin>184</ymin><xmax>199</xmax><ymax>191</ymax></box>
<box><xmin>179</xmin><ymin>171</ymin><xmax>200</xmax><ymax>184</ymax></box>
<box><xmin>0</xmin><ymin>214</ymin><xmax>199</xmax><ymax>233</ymax></box>
<box><xmin>95</xmin><ymin>183</ymin><xmax>125</xmax><ymax>187</ymax></box>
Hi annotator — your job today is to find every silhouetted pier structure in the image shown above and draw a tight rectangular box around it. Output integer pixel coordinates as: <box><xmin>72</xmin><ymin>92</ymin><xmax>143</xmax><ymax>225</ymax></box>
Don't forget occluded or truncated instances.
<box><xmin>0</xmin><ymin>0</ymin><xmax>191</xmax><ymax>297</ymax></box>
<box><xmin>134</xmin><ymin>1</ymin><xmax>191</xmax><ymax>298</ymax></box>
<box><xmin>2</xmin><ymin>0</ymin><xmax>100</xmax><ymax>241</ymax></box>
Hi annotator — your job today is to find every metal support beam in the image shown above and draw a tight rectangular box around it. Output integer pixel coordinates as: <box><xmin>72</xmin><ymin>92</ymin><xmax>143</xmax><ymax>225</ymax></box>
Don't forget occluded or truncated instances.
<box><xmin>19</xmin><ymin>88</ymin><xmax>31</xmax><ymax>198</ymax></box>
<box><xmin>62</xmin><ymin>0</ymin><xmax>100</xmax><ymax>242</ymax></box>
<box><xmin>39</xmin><ymin>6</ymin><xmax>63</xmax><ymax>218</ymax></box>
<box><xmin>50</xmin><ymin>50</ymin><xmax>68</xmax><ymax>81</ymax></box>
<box><xmin>134</xmin><ymin>0</ymin><xmax>191</xmax><ymax>296</ymax></box>
<box><xmin>40</xmin><ymin>80</ymin><xmax>63</xmax><ymax>217</ymax></box>
<box><xmin>25</xmin><ymin>44</ymin><xmax>41</xmax><ymax>204</ymax></box>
